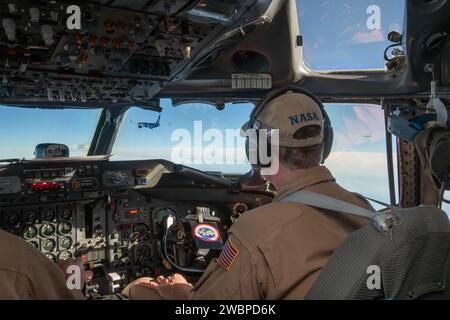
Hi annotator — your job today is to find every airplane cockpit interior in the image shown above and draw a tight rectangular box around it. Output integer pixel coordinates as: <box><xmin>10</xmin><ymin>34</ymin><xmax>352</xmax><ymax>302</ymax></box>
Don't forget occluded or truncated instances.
<box><xmin>0</xmin><ymin>0</ymin><xmax>450</xmax><ymax>302</ymax></box>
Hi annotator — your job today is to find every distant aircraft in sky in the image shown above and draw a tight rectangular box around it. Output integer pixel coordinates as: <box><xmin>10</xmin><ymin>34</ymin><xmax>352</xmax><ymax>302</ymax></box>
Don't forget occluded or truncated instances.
<box><xmin>134</xmin><ymin>114</ymin><xmax>161</xmax><ymax>130</ymax></box>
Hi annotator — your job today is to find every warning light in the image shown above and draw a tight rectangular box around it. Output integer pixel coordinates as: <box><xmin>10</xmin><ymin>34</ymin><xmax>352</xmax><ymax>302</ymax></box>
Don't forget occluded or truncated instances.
<box><xmin>104</xmin><ymin>20</ymin><xmax>114</xmax><ymax>33</ymax></box>
<box><xmin>129</xmin><ymin>209</ymin><xmax>139</xmax><ymax>215</ymax></box>
<box><xmin>116</xmin><ymin>22</ymin><xmax>126</xmax><ymax>33</ymax></box>
<box><xmin>28</xmin><ymin>181</ymin><xmax>61</xmax><ymax>191</ymax></box>
<box><xmin>88</xmin><ymin>35</ymin><xmax>97</xmax><ymax>45</ymax></box>
<box><xmin>74</xmin><ymin>33</ymin><xmax>83</xmax><ymax>44</ymax></box>
<box><xmin>79</xmin><ymin>53</ymin><xmax>88</xmax><ymax>64</ymax></box>
<box><xmin>113</xmin><ymin>39</ymin><xmax>121</xmax><ymax>49</ymax></box>
<box><xmin>100</xmin><ymin>36</ymin><xmax>110</xmax><ymax>48</ymax></box>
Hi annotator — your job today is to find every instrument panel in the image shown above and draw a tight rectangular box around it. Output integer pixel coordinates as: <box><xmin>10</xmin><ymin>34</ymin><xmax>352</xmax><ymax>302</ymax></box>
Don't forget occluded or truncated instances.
<box><xmin>0</xmin><ymin>0</ymin><xmax>210</xmax><ymax>104</ymax></box>
<box><xmin>0</xmin><ymin>158</ymin><xmax>273</xmax><ymax>297</ymax></box>
<box><xmin>2</xmin><ymin>203</ymin><xmax>76</xmax><ymax>261</ymax></box>
<box><xmin>0</xmin><ymin>0</ymin><xmax>255</xmax><ymax>106</ymax></box>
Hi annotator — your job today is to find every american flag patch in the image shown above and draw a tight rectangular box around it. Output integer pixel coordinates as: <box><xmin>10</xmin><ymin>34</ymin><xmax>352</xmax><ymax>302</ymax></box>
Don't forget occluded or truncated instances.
<box><xmin>219</xmin><ymin>239</ymin><xmax>239</xmax><ymax>271</ymax></box>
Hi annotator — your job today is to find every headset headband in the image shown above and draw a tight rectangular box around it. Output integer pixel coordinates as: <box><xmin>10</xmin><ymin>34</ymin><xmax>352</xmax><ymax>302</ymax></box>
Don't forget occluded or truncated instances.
<box><xmin>248</xmin><ymin>86</ymin><xmax>332</xmax><ymax>135</ymax></box>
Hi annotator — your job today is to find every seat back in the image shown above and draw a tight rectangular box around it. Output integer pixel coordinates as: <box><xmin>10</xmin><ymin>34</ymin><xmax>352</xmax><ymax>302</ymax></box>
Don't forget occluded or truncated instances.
<box><xmin>307</xmin><ymin>206</ymin><xmax>450</xmax><ymax>299</ymax></box>
<box><xmin>281</xmin><ymin>191</ymin><xmax>450</xmax><ymax>300</ymax></box>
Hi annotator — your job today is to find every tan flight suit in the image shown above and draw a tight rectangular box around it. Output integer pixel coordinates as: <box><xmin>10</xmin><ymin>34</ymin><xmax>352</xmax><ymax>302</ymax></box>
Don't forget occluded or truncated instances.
<box><xmin>125</xmin><ymin>166</ymin><xmax>371</xmax><ymax>300</ymax></box>
<box><xmin>0</xmin><ymin>230</ymin><xmax>83</xmax><ymax>299</ymax></box>
<box><xmin>189</xmin><ymin>166</ymin><xmax>371</xmax><ymax>299</ymax></box>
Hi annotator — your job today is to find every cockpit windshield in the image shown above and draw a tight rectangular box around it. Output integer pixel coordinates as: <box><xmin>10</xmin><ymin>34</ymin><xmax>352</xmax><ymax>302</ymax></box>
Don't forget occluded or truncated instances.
<box><xmin>296</xmin><ymin>0</ymin><xmax>405</xmax><ymax>71</ymax></box>
<box><xmin>112</xmin><ymin>99</ymin><xmax>254</xmax><ymax>174</ymax></box>
<box><xmin>0</xmin><ymin>101</ymin><xmax>396</xmax><ymax>206</ymax></box>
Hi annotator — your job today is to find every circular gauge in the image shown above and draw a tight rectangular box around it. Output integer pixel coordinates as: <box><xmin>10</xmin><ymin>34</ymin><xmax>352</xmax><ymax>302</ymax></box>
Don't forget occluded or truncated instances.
<box><xmin>109</xmin><ymin>171</ymin><xmax>128</xmax><ymax>184</ymax></box>
<box><xmin>59</xmin><ymin>236</ymin><xmax>73</xmax><ymax>250</ymax></box>
<box><xmin>58</xmin><ymin>251</ymin><xmax>73</xmax><ymax>261</ymax></box>
<box><xmin>24</xmin><ymin>211</ymin><xmax>38</xmax><ymax>224</ymax></box>
<box><xmin>23</xmin><ymin>225</ymin><xmax>38</xmax><ymax>239</ymax></box>
<box><xmin>41</xmin><ymin>208</ymin><xmax>56</xmax><ymax>221</ymax></box>
<box><xmin>134</xmin><ymin>244</ymin><xmax>153</xmax><ymax>265</ymax></box>
<box><xmin>44</xmin><ymin>252</ymin><xmax>56</xmax><ymax>262</ymax></box>
<box><xmin>5</xmin><ymin>212</ymin><xmax>20</xmax><ymax>226</ymax></box>
<box><xmin>42</xmin><ymin>239</ymin><xmax>56</xmax><ymax>252</ymax></box>
<box><xmin>153</xmin><ymin>208</ymin><xmax>176</xmax><ymax>223</ymax></box>
<box><xmin>40</xmin><ymin>223</ymin><xmax>56</xmax><ymax>237</ymax></box>
<box><xmin>60</xmin><ymin>207</ymin><xmax>72</xmax><ymax>220</ymax></box>
<box><xmin>29</xmin><ymin>241</ymin><xmax>39</xmax><ymax>249</ymax></box>
<box><xmin>58</xmin><ymin>222</ymin><xmax>72</xmax><ymax>235</ymax></box>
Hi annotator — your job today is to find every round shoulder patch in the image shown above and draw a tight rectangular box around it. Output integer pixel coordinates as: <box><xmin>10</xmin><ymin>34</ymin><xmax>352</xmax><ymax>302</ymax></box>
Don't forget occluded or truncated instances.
<box><xmin>193</xmin><ymin>224</ymin><xmax>220</xmax><ymax>242</ymax></box>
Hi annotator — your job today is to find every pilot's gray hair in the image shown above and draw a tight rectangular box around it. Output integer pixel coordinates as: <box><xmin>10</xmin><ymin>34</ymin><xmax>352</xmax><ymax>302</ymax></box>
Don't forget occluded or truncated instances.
<box><xmin>279</xmin><ymin>144</ymin><xmax>323</xmax><ymax>170</ymax></box>
<box><xmin>279</xmin><ymin>125</ymin><xmax>323</xmax><ymax>170</ymax></box>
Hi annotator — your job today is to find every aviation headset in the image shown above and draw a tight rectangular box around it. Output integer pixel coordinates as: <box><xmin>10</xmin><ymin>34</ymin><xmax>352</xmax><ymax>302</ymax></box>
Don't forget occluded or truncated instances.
<box><xmin>243</xmin><ymin>86</ymin><xmax>334</xmax><ymax>168</ymax></box>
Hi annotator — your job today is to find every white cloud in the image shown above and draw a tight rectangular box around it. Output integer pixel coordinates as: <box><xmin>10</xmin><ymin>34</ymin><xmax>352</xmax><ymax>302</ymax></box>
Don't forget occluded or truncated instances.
<box><xmin>334</xmin><ymin>106</ymin><xmax>385</xmax><ymax>150</ymax></box>
<box><xmin>351</xmin><ymin>29</ymin><xmax>385</xmax><ymax>44</ymax></box>
<box><xmin>326</xmin><ymin>151</ymin><xmax>397</xmax><ymax>202</ymax></box>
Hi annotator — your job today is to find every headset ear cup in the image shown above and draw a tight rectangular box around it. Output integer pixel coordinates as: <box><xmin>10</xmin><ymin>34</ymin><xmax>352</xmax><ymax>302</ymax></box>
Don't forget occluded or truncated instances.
<box><xmin>245</xmin><ymin>133</ymin><xmax>262</xmax><ymax>169</ymax></box>
<box><xmin>322</xmin><ymin>125</ymin><xmax>334</xmax><ymax>162</ymax></box>
<box><xmin>245</xmin><ymin>131</ymin><xmax>272</xmax><ymax>169</ymax></box>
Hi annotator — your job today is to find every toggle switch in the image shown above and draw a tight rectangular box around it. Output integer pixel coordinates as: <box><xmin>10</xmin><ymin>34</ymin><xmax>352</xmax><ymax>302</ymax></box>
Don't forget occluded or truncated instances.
<box><xmin>8</xmin><ymin>3</ymin><xmax>18</xmax><ymax>14</ymax></box>
<box><xmin>29</xmin><ymin>7</ymin><xmax>40</xmax><ymax>23</ymax></box>
<box><xmin>41</xmin><ymin>25</ymin><xmax>55</xmax><ymax>46</ymax></box>
<box><xmin>2</xmin><ymin>18</ymin><xmax>16</xmax><ymax>42</ymax></box>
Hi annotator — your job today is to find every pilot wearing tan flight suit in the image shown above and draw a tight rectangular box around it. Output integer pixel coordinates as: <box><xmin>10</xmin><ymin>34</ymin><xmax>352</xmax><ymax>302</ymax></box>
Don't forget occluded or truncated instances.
<box><xmin>0</xmin><ymin>229</ymin><xmax>85</xmax><ymax>299</ymax></box>
<box><xmin>124</xmin><ymin>89</ymin><xmax>373</xmax><ymax>300</ymax></box>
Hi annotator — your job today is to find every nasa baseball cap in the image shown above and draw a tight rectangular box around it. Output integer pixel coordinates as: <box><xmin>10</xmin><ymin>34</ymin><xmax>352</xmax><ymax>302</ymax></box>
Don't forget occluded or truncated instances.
<box><xmin>241</xmin><ymin>92</ymin><xmax>325</xmax><ymax>147</ymax></box>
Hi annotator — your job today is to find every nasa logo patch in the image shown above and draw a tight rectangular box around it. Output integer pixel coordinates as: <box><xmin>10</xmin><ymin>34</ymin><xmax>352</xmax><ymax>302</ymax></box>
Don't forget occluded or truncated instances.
<box><xmin>193</xmin><ymin>224</ymin><xmax>220</xmax><ymax>242</ymax></box>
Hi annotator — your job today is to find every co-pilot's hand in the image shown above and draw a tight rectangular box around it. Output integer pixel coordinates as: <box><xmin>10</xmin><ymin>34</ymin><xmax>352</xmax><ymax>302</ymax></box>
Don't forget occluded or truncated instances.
<box><xmin>138</xmin><ymin>273</ymin><xmax>193</xmax><ymax>300</ymax></box>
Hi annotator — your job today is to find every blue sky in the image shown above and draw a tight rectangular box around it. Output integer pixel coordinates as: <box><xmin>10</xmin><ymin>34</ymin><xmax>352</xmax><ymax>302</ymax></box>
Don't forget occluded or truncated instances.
<box><xmin>297</xmin><ymin>0</ymin><xmax>405</xmax><ymax>70</ymax></box>
<box><xmin>1</xmin><ymin>0</ymin><xmax>447</xmax><ymax>213</ymax></box>
<box><xmin>0</xmin><ymin>106</ymin><xmax>100</xmax><ymax>157</ymax></box>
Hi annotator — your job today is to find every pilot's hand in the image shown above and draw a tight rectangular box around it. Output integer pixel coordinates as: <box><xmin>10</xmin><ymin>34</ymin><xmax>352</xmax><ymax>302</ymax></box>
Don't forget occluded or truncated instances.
<box><xmin>57</xmin><ymin>257</ymin><xmax>94</xmax><ymax>290</ymax></box>
<box><xmin>138</xmin><ymin>274</ymin><xmax>193</xmax><ymax>300</ymax></box>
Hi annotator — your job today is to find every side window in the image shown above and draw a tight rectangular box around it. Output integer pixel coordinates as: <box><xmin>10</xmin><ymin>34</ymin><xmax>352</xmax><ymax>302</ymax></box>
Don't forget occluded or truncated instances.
<box><xmin>0</xmin><ymin>106</ymin><xmax>101</xmax><ymax>159</ymax></box>
<box><xmin>324</xmin><ymin>104</ymin><xmax>396</xmax><ymax>208</ymax></box>
<box><xmin>296</xmin><ymin>0</ymin><xmax>405</xmax><ymax>71</ymax></box>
